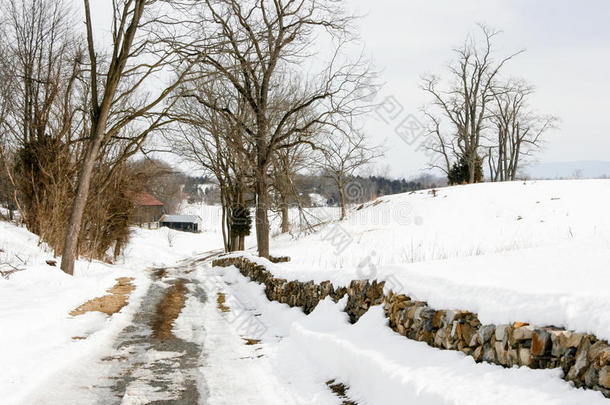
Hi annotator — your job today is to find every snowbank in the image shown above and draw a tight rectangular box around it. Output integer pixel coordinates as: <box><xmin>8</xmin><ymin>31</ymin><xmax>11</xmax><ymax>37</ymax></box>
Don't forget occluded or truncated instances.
<box><xmin>0</xmin><ymin>222</ymin><xmax>221</xmax><ymax>404</ymax></box>
<box><xmin>210</xmin><ymin>264</ymin><xmax>610</xmax><ymax>404</ymax></box>
<box><xmin>262</xmin><ymin>180</ymin><xmax>610</xmax><ymax>340</ymax></box>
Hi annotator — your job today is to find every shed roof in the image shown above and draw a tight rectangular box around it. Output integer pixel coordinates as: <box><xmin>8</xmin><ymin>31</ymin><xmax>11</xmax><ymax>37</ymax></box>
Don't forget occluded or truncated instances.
<box><xmin>135</xmin><ymin>192</ymin><xmax>164</xmax><ymax>207</ymax></box>
<box><xmin>160</xmin><ymin>215</ymin><xmax>201</xmax><ymax>223</ymax></box>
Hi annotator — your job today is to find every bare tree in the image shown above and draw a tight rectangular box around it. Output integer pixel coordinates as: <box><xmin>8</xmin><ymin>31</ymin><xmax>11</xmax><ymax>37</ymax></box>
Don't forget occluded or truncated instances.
<box><xmin>422</xmin><ymin>24</ymin><xmax>523</xmax><ymax>183</ymax></box>
<box><xmin>0</xmin><ymin>0</ymin><xmax>80</xmax><ymax>226</ymax></box>
<box><xmin>488</xmin><ymin>80</ymin><xmax>557</xmax><ymax>181</ymax></box>
<box><xmin>183</xmin><ymin>0</ymin><xmax>372</xmax><ymax>258</ymax></box>
<box><xmin>168</xmin><ymin>78</ymin><xmax>255</xmax><ymax>252</ymax></box>
<box><xmin>315</xmin><ymin>129</ymin><xmax>382</xmax><ymax>219</ymax></box>
<box><xmin>60</xmin><ymin>0</ymin><xmax>198</xmax><ymax>275</ymax></box>
<box><xmin>0</xmin><ymin>0</ymin><xmax>75</xmax><ymax>145</ymax></box>
<box><xmin>269</xmin><ymin>142</ymin><xmax>309</xmax><ymax>233</ymax></box>
<box><xmin>0</xmin><ymin>14</ymin><xmax>19</xmax><ymax>219</ymax></box>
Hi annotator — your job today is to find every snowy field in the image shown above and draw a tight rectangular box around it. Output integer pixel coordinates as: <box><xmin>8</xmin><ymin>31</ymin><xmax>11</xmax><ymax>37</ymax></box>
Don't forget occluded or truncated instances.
<box><xmin>1</xmin><ymin>179</ymin><xmax>609</xmax><ymax>404</ymax></box>
<box><xmin>261</xmin><ymin>180</ymin><xmax>610</xmax><ymax>342</ymax></box>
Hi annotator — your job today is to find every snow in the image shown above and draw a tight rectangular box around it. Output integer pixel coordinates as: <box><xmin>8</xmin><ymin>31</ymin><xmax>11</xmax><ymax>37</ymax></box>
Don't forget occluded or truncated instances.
<box><xmin>309</xmin><ymin>192</ymin><xmax>329</xmax><ymax>207</ymax></box>
<box><xmin>0</xmin><ymin>223</ymin><xmax>220</xmax><ymax>404</ymax></box>
<box><xmin>204</xmin><ymin>264</ymin><xmax>610</xmax><ymax>404</ymax></box>
<box><xmin>2</xmin><ymin>179</ymin><xmax>610</xmax><ymax>404</ymax></box>
<box><xmin>260</xmin><ymin>180</ymin><xmax>610</xmax><ymax>340</ymax></box>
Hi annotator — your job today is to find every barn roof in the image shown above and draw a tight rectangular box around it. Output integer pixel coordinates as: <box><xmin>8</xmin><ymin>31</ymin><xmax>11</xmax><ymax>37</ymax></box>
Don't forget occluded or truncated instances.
<box><xmin>160</xmin><ymin>215</ymin><xmax>201</xmax><ymax>223</ymax></box>
<box><xmin>136</xmin><ymin>192</ymin><xmax>164</xmax><ymax>207</ymax></box>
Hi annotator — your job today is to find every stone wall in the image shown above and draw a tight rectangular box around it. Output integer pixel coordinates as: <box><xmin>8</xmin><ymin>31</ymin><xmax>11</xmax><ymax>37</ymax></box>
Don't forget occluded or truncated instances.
<box><xmin>212</xmin><ymin>256</ymin><xmax>610</xmax><ymax>398</ymax></box>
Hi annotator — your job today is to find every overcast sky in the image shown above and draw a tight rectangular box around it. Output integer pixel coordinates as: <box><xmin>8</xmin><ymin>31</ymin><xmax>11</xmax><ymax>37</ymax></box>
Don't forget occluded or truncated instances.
<box><xmin>83</xmin><ymin>0</ymin><xmax>610</xmax><ymax>178</ymax></box>
<box><xmin>342</xmin><ymin>0</ymin><xmax>610</xmax><ymax>178</ymax></box>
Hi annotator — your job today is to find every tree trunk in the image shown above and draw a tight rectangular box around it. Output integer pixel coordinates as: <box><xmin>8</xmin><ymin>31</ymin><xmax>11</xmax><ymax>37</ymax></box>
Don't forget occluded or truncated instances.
<box><xmin>220</xmin><ymin>198</ymin><xmax>229</xmax><ymax>252</ymax></box>
<box><xmin>338</xmin><ymin>179</ymin><xmax>346</xmax><ymax>220</ymax></box>
<box><xmin>113</xmin><ymin>237</ymin><xmax>124</xmax><ymax>261</ymax></box>
<box><xmin>255</xmin><ymin>173</ymin><xmax>270</xmax><ymax>258</ymax></box>
<box><xmin>468</xmin><ymin>158</ymin><xmax>476</xmax><ymax>184</ymax></box>
<box><xmin>280</xmin><ymin>202</ymin><xmax>289</xmax><ymax>233</ymax></box>
<box><xmin>60</xmin><ymin>126</ymin><xmax>105</xmax><ymax>275</ymax></box>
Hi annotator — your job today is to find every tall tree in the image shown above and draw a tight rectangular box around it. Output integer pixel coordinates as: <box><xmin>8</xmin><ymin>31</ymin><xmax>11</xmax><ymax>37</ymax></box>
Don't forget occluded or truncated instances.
<box><xmin>488</xmin><ymin>80</ymin><xmax>557</xmax><ymax>181</ymax></box>
<box><xmin>169</xmin><ymin>80</ymin><xmax>254</xmax><ymax>252</ymax></box>
<box><xmin>184</xmin><ymin>0</ymin><xmax>372</xmax><ymax>257</ymax></box>
<box><xmin>60</xmin><ymin>0</ymin><xmax>197</xmax><ymax>275</ymax></box>
<box><xmin>422</xmin><ymin>24</ymin><xmax>523</xmax><ymax>183</ymax></box>
<box><xmin>315</xmin><ymin>129</ymin><xmax>382</xmax><ymax>219</ymax></box>
<box><xmin>0</xmin><ymin>0</ymin><xmax>82</xmax><ymax>228</ymax></box>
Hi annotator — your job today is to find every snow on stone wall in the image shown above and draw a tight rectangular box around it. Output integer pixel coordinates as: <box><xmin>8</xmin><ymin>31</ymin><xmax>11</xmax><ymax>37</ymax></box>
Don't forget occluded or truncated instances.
<box><xmin>213</xmin><ymin>255</ymin><xmax>610</xmax><ymax>398</ymax></box>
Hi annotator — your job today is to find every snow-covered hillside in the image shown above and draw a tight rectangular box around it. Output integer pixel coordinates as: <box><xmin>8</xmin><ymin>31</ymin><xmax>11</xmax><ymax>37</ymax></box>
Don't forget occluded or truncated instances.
<box><xmin>264</xmin><ymin>180</ymin><xmax>610</xmax><ymax>340</ymax></box>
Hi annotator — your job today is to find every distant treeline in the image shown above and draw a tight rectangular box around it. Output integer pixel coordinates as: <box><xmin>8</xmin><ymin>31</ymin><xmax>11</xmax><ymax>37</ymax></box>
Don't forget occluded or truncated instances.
<box><xmin>182</xmin><ymin>173</ymin><xmax>446</xmax><ymax>207</ymax></box>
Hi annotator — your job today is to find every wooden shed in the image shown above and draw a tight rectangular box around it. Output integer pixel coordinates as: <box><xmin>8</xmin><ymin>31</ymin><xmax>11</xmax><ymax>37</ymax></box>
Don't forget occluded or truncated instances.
<box><xmin>159</xmin><ymin>214</ymin><xmax>202</xmax><ymax>233</ymax></box>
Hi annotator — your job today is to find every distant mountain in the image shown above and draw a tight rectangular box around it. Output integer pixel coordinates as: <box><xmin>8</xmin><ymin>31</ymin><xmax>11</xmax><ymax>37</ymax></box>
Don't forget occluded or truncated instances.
<box><xmin>523</xmin><ymin>161</ymin><xmax>610</xmax><ymax>179</ymax></box>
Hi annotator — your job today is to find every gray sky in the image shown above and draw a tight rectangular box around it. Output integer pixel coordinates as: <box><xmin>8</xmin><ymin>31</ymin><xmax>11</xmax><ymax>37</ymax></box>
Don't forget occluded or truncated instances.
<box><xmin>83</xmin><ymin>0</ymin><xmax>610</xmax><ymax>178</ymax></box>
<box><xmin>344</xmin><ymin>0</ymin><xmax>610</xmax><ymax>178</ymax></box>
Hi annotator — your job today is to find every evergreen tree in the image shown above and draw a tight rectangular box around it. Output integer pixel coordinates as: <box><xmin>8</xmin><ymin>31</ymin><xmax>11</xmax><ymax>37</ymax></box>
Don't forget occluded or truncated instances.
<box><xmin>448</xmin><ymin>156</ymin><xmax>483</xmax><ymax>185</ymax></box>
<box><xmin>230</xmin><ymin>204</ymin><xmax>252</xmax><ymax>238</ymax></box>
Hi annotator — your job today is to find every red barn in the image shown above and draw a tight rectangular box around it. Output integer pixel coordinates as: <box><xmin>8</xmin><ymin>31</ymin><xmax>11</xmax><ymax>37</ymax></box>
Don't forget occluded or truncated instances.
<box><xmin>133</xmin><ymin>192</ymin><xmax>164</xmax><ymax>225</ymax></box>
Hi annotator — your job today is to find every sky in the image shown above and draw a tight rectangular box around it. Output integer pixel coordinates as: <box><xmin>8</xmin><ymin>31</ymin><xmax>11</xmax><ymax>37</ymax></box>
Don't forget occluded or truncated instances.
<box><xmin>80</xmin><ymin>0</ymin><xmax>610</xmax><ymax>179</ymax></box>
<box><xmin>342</xmin><ymin>0</ymin><xmax>610</xmax><ymax>178</ymax></box>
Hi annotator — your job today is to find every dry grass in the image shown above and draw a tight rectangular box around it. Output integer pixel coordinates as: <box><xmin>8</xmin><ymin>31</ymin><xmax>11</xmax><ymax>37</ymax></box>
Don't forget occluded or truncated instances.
<box><xmin>70</xmin><ymin>277</ymin><xmax>135</xmax><ymax>316</ymax></box>
<box><xmin>151</xmin><ymin>281</ymin><xmax>187</xmax><ymax>341</ymax></box>
<box><xmin>242</xmin><ymin>338</ymin><xmax>261</xmax><ymax>345</ymax></box>
<box><xmin>153</xmin><ymin>268</ymin><xmax>167</xmax><ymax>279</ymax></box>
<box><xmin>326</xmin><ymin>380</ymin><xmax>358</xmax><ymax>405</ymax></box>
<box><xmin>217</xmin><ymin>292</ymin><xmax>230</xmax><ymax>313</ymax></box>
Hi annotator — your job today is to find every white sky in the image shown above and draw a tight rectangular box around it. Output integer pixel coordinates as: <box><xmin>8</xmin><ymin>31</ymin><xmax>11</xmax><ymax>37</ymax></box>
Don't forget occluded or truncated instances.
<box><xmin>344</xmin><ymin>0</ymin><xmax>610</xmax><ymax>177</ymax></box>
<box><xmin>81</xmin><ymin>0</ymin><xmax>610</xmax><ymax>178</ymax></box>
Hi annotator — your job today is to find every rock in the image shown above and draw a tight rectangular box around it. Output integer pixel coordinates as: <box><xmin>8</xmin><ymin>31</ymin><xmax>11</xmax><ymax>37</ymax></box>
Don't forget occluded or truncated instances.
<box><xmin>599</xmin><ymin>366</ymin><xmax>610</xmax><ymax>389</ymax></box>
<box><xmin>434</xmin><ymin>328</ymin><xmax>446</xmax><ymax>348</ymax></box>
<box><xmin>567</xmin><ymin>338</ymin><xmax>592</xmax><ymax>380</ymax></box>
<box><xmin>507</xmin><ymin>348</ymin><xmax>519</xmax><ymax>367</ymax></box>
<box><xmin>588</xmin><ymin>341</ymin><xmax>610</xmax><ymax>365</ymax></box>
<box><xmin>560</xmin><ymin>347</ymin><xmax>577</xmax><ymax>374</ymax></box>
<box><xmin>444</xmin><ymin>310</ymin><xmax>457</xmax><ymax>325</ymax></box>
<box><xmin>420</xmin><ymin>308</ymin><xmax>436</xmax><ymax>332</ymax></box>
<box><xmin>472</xmin><ymin>346</ymin><xmax>483</xmax><ymax>362</ymax></box>
<box><xmin>560</xmin><ymin>331</ymin><xmax>583</xmax><ymax>349</ymax></box>
<box><xmin>413</xmin><ymin>306</ymin><xmax>426</xmax><ymax>321</ymax></box>
<box><xmin>482</xmin><ymin>344</ymin><xmax>497</xmax><ymax>363</ymax></box>
<box><xmin>432</xmin><ymin>310</ymin><xmax>444</xmax><ymax>329</ymax></box>
<box><xmin>585</xmin><ymin>365</ymin><xmax>599</xmax><ymax>387</ymax></box>
<box><xmin>460</xmin><ymin>346</ymin><xmax>474</xmax><ymax>356</ymax></box>
<box><xmin>457</xmin><ymin>322</ymin><xmax>477</xmax><ymax>346</ymax></box>
<box><xmin>531</xmin><ymin>329</ymin><xmax>551</xmax><ymax>357</ymax></box>
<box><xmin>512</xmin><ymin>325</ymin><xmax>534</xmax><ymax>342</ymax></box>
<box><xmin>519</xmin><ymin>348</ymin><xmax>533</xmax><ymax>367</ymax></box>
<box><xmin>450</xmin><ymin>321</ymin><xmax>459</xmax><ymax>340</ymax></box>
<box><xmin>495</xmin><ymin>324</ymin><xmax>510</xmax><ymax>342</ymax></box>
<box><xmin>406</xmin><ymin>303</ymin><xmax>420</xmax><ymax>320</ymax></box>
<box><xmin>495</xmin><ymin>341</ymin><xmax>509</xmax><ymax>365</ymax></box>
<box><xmin>479</xmin><ymin>325</ymin><xmax>496</xmax><ymax>345</ymax></box>
<box><xmin>550</xmin><ymin>331</ymin><xmax>566</xmax><ymax>357</ymax></box>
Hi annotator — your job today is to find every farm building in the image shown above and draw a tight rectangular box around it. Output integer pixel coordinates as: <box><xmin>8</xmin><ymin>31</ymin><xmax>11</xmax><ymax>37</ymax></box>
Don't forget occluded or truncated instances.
<box><xmin>133</xmin><ymin>192</ymin><xmax>164</xmax><ymax>225</ymax></box>
<box><xmin>159</xmin><ymin>215</ymin><xmax>202</xmax><ymax>233</ymax></box>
